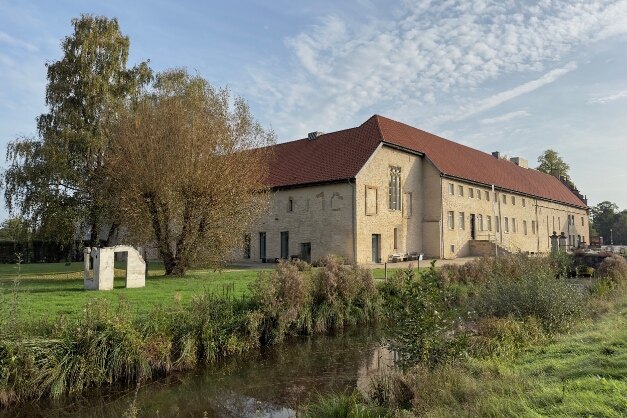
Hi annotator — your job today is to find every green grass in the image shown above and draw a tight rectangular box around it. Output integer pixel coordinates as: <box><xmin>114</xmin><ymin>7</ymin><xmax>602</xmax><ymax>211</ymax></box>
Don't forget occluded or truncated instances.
<box><xmin>0</xmin><ymin>261</ymin><xmax>261</xmax><ymax>321</ymax></box>
<box><xmin>365</xmin><ymin>297</ymin><xmax>627</xmax><ymax>417</ymax></box>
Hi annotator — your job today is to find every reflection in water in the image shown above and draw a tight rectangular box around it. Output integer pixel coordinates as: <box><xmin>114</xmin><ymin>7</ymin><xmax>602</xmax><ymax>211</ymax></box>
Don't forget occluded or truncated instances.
<box><xmin>1</xmin><ymin>326</ymin><xmax>394</xmax><ymax>417</ymax></box>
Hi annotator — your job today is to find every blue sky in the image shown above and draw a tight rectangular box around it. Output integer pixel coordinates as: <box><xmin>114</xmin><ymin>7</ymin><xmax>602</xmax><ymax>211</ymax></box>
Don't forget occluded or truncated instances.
<box><xmin>1</xmin><ymin>0</ymin><xmax>627</xmax><ymax>221</ymax></box>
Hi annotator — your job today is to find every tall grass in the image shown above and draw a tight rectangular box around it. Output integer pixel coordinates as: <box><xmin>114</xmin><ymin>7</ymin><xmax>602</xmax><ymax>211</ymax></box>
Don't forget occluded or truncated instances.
<box><xmin>0</xmin><ymin>257</ymin><xmax>384</xmax><ymax>405</ymax></box>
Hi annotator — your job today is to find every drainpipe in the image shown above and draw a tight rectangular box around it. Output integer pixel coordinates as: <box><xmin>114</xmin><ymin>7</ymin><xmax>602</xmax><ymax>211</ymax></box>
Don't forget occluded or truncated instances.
<box><xmin>348</xmin><ymin>178</ymin><xmax>357</xmax><ymax>264</ymax></box>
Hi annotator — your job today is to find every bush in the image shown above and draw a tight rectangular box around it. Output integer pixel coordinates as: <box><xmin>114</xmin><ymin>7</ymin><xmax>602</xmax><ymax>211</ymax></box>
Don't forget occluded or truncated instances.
<box><xmin>384</xmin><ymin>262</ymin><xmax>469</xmax><ymax>369</ymax></box>
<box><xmin>248</xmin><ymin>260</ymin><xmax>311</xmax><ymax>343</ymax></box>
<box><xmin>596</xmin><ymin>254</ymin><xmax>627</xmax><ymax>284</ymax></box>
<box><xmin>474</xmin><ymin>272</ymin><xmax>585</xmax><ymax>334</ymax></box>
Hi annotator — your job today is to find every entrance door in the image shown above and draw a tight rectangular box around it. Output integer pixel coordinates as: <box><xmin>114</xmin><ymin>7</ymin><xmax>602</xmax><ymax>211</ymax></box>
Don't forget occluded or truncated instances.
<box><xmin>470</xmin><ymin>214</ymin><xmax>476</xmax><ymax>240</ymax></box>
<box><xmin>259</xmin><ymin>232</ymin><xmax>266</xmax><ymax>260</ymax></box>
<box><xmin>281</xmin><ymin>231</ymin><xmax>289</xmax><ymax>260</ymax></box>
<box><xmin>372</xmin><ymin>234</ymin><xmax>380</xmax><ymax>263</ymax></box>
<box><xmin>300</xmin><ymin>242</ymin><xmax>311</xmax><ymax>263</ymax></box>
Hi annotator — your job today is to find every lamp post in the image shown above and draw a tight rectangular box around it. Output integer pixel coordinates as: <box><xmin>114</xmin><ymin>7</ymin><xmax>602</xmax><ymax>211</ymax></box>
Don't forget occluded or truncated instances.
<box><xmin>611</xmin><ymin>228</ymin><xmax>613</xmax><ymax>245</ymax></box>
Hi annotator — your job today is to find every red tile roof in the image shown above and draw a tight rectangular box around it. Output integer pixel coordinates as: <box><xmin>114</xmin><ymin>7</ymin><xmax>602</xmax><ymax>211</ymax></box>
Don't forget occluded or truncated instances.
<box><xmin>266</xmin><ymin>115</ymin><xmax>587</xmax><ymax>209</ymax></box>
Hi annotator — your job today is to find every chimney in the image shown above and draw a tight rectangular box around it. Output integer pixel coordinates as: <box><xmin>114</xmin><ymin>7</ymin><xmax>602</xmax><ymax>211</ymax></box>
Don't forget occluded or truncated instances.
<box><xmin>492</xmin><ymin>151</ymin><xmax>500</xmax><ymax>159</ymax></box>
<box><xmin>308</xmin><ymin>131</ymin><xmax>324</xmax><ymax>140</ymax></box>
<box><xmin>509</xmin><ymin>157</ymin><xmax>528</xmax><ymax>168</ymax></box>
<box><xmin>551</xmin><ymin>168</ymin><xmax>560</xmax><ymax>178</ymax></box>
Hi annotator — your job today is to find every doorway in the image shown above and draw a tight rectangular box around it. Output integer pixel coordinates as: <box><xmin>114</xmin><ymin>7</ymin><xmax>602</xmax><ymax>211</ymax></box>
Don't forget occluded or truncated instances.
<box><xmin>470</xmin><ymin>214</ymin><xmax>476</xmax><ymax>240</ymax></box>
<box><xmin>372</xmin><ymin>234</ymin><xmax>380</xmax><ymax>263</ymax></box>
<box><xmin>300</xmin><ymin>242</ymin><xmax>311</xmax><ymax>263</ymax></box>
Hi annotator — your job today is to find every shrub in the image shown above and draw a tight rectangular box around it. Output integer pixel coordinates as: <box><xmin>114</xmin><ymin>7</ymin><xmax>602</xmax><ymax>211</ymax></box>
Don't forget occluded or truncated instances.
<box><xmin>385</xmin><ymin>262</ymin><xmax>468</xmax><ymax>369</ymax></box>
<box><xmin>473</xmin><ymin>272</ymin><xmax>585</xmax><ymax>334</ymax></box>
<box><xmin>596</xmin><ymin>254</ymin><xmax>627</xmax><ymax>284</ymax></box>
<box><xmin>469</xmin><ymin>316</ymin><xmax>548</xmax><ymax>359</ymax></box>
<box><xmin>311</xmin><ymin>256</ymin><xmax>380</xmax><ymax>331</ymax></box>
<box><xmin>248</xmin><ymin>261</ymin><xmax>311</xmax><ymax>343</ymax></box>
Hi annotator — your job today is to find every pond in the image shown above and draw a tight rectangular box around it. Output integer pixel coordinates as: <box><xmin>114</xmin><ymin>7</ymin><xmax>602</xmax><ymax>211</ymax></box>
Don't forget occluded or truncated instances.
<box><xmin>1</xmin><ymin>325</ymin><xmax>394</xmax><ymax>417</ymax></box>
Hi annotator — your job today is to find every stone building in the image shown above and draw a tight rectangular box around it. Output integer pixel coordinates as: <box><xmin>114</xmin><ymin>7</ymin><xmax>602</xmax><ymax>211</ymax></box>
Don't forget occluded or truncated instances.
<box><xmin>242</xmin><ymin>115</ymin><xmax>589</xmax><ymax>264</ymax></box>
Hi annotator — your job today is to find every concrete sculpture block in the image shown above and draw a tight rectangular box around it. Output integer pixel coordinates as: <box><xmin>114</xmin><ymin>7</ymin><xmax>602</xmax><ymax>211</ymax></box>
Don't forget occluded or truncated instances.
<box><xmin>83</xmin><ymin>245</ymin><xmax>146</xmax><ymax>290</ymax></box>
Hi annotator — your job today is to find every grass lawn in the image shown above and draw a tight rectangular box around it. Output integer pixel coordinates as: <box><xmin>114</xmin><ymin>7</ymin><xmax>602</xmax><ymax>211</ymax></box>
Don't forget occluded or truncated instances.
<box><xmin>0</xmin><ymin>261</ymin><xmax>262</xmax><ymax>322</ymax></box>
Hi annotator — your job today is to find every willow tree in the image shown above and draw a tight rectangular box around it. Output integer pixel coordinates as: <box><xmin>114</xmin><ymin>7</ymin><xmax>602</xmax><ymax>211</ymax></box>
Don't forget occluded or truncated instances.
<box><xmin>3</xmin><ymin>15</ymin><xmax>152</xmax><ymax>245</ymax></box>
<box><xmin>105</xmin><ymin>69</ymin><xmax>275</xmax><ymax>275</ymax></box>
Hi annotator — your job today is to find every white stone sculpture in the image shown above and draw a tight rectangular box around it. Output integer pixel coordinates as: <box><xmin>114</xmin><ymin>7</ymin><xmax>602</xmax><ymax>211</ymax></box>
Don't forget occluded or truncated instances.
<box><xmin>83</xmin><ymin>245</ymin><xmax>146</xmax><ymax>290</ymax></box>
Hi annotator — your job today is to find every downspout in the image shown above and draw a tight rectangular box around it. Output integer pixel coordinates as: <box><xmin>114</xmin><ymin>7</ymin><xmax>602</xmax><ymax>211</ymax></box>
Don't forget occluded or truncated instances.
<box><xmin>440</xmin><ymin>175</ymin><xmax>445</xmax><ymax>259</ymax></box>
<box><xmin>348</xmin><ymin>178</ymin><xmax>357</xmax><ymax>264</ymax></box>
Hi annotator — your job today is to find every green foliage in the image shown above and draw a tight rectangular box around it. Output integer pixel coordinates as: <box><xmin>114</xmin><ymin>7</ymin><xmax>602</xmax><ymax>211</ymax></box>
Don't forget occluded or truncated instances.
<box><xmin>597</xmin><ymin>254</ymin><xmax>627</xmax><ymax>283</ymax></box>
<box><xmin>383</xmin><ymin>262</ymin><xmax>468</xmax><ymax>369</ymax></box>
<box><xmin>536</xmin><ymin>149</ymin><xmax>570</xmax><ymax>181</ymax></box>
<box><xmin>105</xmin><ymin>68</ymin><xmax>275</xmax><ymax>275</ymax></box>
<box><xmin>302</xmin><ymin>391</ymin><xmax>391</xmax><ymax>418</ymax></box>
<box><xmin>3</xmin><ymin>15</ymin><xmax>152</xmax><ymax>245</ymax></box>
<box><xmin>474</xmin><ymin>272</ymin><xmax>585</xmax><ymax>334</ymax></box>
<box><xmin>591</xmin><ymin>201</ymin><xmax>627</xmax><ymax>245</ymax></box>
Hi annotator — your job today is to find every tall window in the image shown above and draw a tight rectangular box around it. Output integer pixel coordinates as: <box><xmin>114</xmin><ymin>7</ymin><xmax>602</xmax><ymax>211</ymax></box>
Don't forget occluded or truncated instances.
<box><xmin>487</xmin><ymin>215</ymin><xmax>492</xmax><ymax>231</ymax></box>
<box><xmin>477</xmin><ymin>189</ymin><xmax>481</xmax><ymax>200</ymax></box>
<box><xmin>280</xmin><ymin>231</ymin><xmax>289</xmax><ymax>260</ymax></box>
<box><xmin>523</xmin><ymin>220</ymin><xmax>527</xmax><ymax>235</ymax></box>
<box><xmin>522</xmin><ymin>198</ymin><xmax>526</xmax><ymax>207</ymax></box>
<box><xmin>502</xmin><ymin>194</ymin><xmax>507</xmax><ymax>204</ymax></box>
<box><xmin>459</xmin><ymin>212</ymin><xmax>465</xmax><ymax>230</ymax></box>
<box><xmin>448</xmin><ymin>211</ymin><xmax>454</xmax><ymax>229</ymax></box>
<box><xmin>485</xmin><ymin>191</ymin><xmax>490</xmax><ymax>201</ymax></box>
<box><xmin>495</xmin><ymin>216</ymin><xmax>500</xmax><ymax>233</ymax></box>
<box><xmin>511</xmin><ymin>196</ymin><xmax>515</xmax><ymax>205</ymax></box>
<box><xmin>469</xmin><ymin>188</ymin><xmax>474</xmax><ymax>198</ymax></box>
<box><xmin>259</xmin><ymin>232</ymin><xmax>266</xmax><ymax>260</ymax></box>
<box><xmin>288</xmin><ymin>198</ymin><xmax>293</xmax><ymax>212</ymax></box>
<box><xmin>581</xmin><ymin>216</ymin><xmax>584</xmax><ymax>226</ymax></box>
<box><xmin>504</xmin><ymin>217</ymin><xmax>509</xmax><ymax>233</ymax></box>
<box><xmin>478</xmin><ymin>214</ymin><xmax>483</xmax><ymax>231</ymax></box>
<box><xmin>458</xmin><ymin>185</ymin><xmax>464</xmax><ymax>196</ymax></box>
<box><xmin>532</xmin><ymin>220</ymin><xmax>536</xmax><ymax>234</ymax></box>
<box><xmin>389</xmin><ymin>167</ymin><xmax>401</xmax><ymax>210</ymax></box>
<box><xmin>448</xmin><ymin>183</ymin><xmax>454</xmax><ymax>194</ymax></box>
<box><xmin>512</xmin><ymin>218</ymin><xmax>517</xmax><ymax>233</ymax></box>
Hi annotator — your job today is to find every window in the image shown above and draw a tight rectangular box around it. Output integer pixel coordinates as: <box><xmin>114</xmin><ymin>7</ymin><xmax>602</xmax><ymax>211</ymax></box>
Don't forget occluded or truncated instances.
<box><xmin>504</xmin><ymin>217</ymin><xmax>509</xmax><ymax>233</ymax></box>
<box><xmin>469</xmin><ymin>188</ymin><xmax>474</xmax><ymax>198</ymax></box>
<box><xmin>503</xmin><ymin>194</ymin><xmax>507</xmax><ymax>204</ymax></box>
<box><xmin>458</xmin><ymin>185</ymin><xmax>464</xmax><ymax>196</ymax></box>
<box><xmin>522</xmin><ymin>198</ymin><xmax>526</xmax><ymax>207</ymax></box>
<box><xmin>389</xmin><ymin>167</ymin><xmax>401</xmax><ymax>210</ymax></box>
<box><xmin>512</xmin><ymin>218</ymin><xmax>517</xmax><ymax>233</ymax></box>
<box><xmin>451</xmin><ymin>244</ymin><xmax>455</xmax><ymax>253</ymax></box>
<box><xmin>448</xmin><ymin>183</ymin><xmax>454</xmax><ymax>194</ymax></box>
<box><xmin>485</xmin><ymin>191</ymin><xmax>490</xmax><ymax>201</ymax></box>
<box><xmin>523</xmin><ymin>220</ymin><xmax>527</xmax><ymax>235</ymax></box>
<box><xmin>365</xmin><ymin>186</ymin><xmax>377</xmax><ymax>215</ymax></box>
<box><xmin>495</xmin><ymin>216</ymin><xmax>500</xmax><ymax>233</ymax></box>
<box><xmin>394</xmin><ymin>228</ymin><xmax>398</xmax><ymax>250</ymax></box>
<box><xmin>477</xmin><ymin>189</ymin><xmax>481</xmax><ymax>200</ymax></box>
<box><xmin>448</xmin><ymin>211</ymin><xmax>455</xmax><ymax>229</ymax></box>
<box><xmin>532</xmin><ymin>220</ymin><xmax>536</xmax><ymax>234</ymax></box>
<box><xmin>459</xmin><ymin>212</ymin><xmax>465</xmax><ymax>230</ymax></box>
<box><xmin>511</xmin><ymin>196</ymin><xmax>515</xmax><ymax>205</ymax></box>
<box><xmin>478</xmin><ymin>214</ymin><xmax>483</xmax><ymax>231</ymax></box>
<box><xmin>487</xmin><ymin>215</ymin><xmax>492</xmax><ymax>231</ymax></box>
<box><xmin>581</xmin><ymin>216</ymin><xmax>584</xmax><ymax>226</ymax></box>
<box><xmin>288</xmin><ymin>198</ymin><xmax>294</xmax><ymax>212</ymax></box>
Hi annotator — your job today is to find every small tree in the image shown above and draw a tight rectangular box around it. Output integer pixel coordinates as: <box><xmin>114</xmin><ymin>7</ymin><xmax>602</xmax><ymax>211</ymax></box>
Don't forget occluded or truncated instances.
<box><xmin>536</xmin><ymin>149</ymin><xmax>570</xmax><ymax>181</ymax></box>
<box><xmin>3</xmin><ymin>15</ymin><xmax>152</xmax><ymax>246</ymax></box>
<box><xmin>105</xmin><ymin>69</ymin><xmax>275</xmax><ymax>275</ymax></box>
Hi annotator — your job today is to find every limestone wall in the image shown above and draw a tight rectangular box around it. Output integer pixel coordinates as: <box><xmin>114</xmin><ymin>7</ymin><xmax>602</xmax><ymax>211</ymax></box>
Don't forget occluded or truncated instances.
<box><xmin>247</xmin><ymin>183</ymin><xmax>354</xmax><ymax>264</ymax></box>
<box><xmin>355</xmin><ymin>145</ymin><xmax>424</xmax><ymax>264</ymax></box>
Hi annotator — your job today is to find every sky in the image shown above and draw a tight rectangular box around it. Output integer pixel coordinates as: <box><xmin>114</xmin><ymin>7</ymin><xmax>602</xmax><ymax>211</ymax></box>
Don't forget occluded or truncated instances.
<box><xmin>1</xmin><ymin>0</ymin><xmax>627</xmax><ymax>221</ymax></box>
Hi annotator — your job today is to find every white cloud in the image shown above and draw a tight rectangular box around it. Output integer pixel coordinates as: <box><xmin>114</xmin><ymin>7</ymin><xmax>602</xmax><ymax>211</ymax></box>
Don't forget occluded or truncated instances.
<box><xmin>481</xmin><ymin>110</ymin><xmax>531</xmax><ymax>125</ymax></box>
<box><xmin>247</xmin><ymin>0</ymin><xmax>627</xmax><ymax>141</ymax></box>
<box><xmin>588</xmin><ymin>88</ymin><xmax>627</xmax><ymax>104</ymax></box>
<box><xmin>0</xmin><ymin>31</ymin><xmax>38</xmax><ymax>52</ymax></box>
